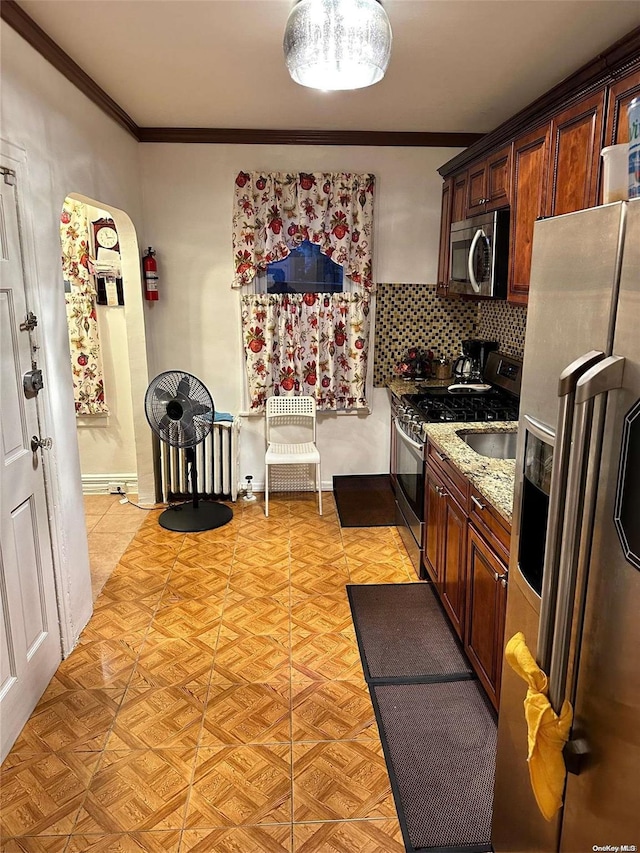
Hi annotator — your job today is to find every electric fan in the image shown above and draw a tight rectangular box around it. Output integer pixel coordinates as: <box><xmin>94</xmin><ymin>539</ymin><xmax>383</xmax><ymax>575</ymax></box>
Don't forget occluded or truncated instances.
<box><xmin>144</xmin><ymin>371</ymin><xmax>233</xmax><ymax>532</ymax></box>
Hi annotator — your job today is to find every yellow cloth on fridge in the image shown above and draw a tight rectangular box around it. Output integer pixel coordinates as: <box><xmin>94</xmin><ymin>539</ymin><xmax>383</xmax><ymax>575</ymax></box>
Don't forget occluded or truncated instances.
<box><xmin>505</xmin><ymin>631</ymin><xmax>573</xmax><ymax>822</ymax></box>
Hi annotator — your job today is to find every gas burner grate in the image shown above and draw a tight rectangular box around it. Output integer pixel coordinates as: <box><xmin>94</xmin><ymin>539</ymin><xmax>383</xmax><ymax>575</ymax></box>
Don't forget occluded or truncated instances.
<box><xmin>403</xmin><ymin>389</ymin><xmax>519</xmax><ymax>424</ymax></box>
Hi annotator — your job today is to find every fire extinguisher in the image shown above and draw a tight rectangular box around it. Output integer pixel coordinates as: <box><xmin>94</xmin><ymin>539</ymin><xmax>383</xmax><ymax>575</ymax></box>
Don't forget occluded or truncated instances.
<box><xmin>143</xmin><ymin>247</ymin><xmax>159</xmax><ymax>301</ymax></box>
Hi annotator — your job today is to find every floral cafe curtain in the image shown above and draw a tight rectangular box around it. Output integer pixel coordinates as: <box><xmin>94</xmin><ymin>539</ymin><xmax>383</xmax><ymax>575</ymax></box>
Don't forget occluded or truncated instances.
<box><xmin>232</xmin><ymin>171</ymin><xmax>375</xmax><ymax>290</ymax></box>
<box><xmin>241</xmin><ymin>292</ymin><xmax>371</xmax><ymax>412</ymax></box>
<box><xmin>60</xmin><ymin>199</ymin><xmax>109</xmax><ymax>415</ymax></box>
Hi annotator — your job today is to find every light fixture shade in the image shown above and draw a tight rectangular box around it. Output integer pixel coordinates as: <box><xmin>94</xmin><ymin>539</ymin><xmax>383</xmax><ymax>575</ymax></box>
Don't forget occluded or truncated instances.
<box><xmin>284</xmin><ymin>0</ymin><xmax>392</xmax><ymax>91</ymax></box>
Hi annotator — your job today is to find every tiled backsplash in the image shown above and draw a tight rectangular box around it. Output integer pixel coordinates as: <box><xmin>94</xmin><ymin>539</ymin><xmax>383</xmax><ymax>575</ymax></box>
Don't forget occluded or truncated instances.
<box><xmin>374</xmin><ymin>283</ymin><xmax>528</xmax><ymax>386</ymax></box>
<box><xmin>374</xmin><ymin>283</ymin><xmax>478</xmax><ymax>386</ymax></box>
<box><xmin>477</xmin><ymin>300</ymin><xmax>528</xmax><ymax>360</ymax></box>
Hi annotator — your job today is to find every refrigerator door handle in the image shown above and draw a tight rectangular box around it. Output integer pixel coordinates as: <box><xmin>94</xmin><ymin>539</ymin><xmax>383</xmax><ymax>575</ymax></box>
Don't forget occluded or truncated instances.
<box><xmin>536</xmin><ymin>350</ymin><xmax>606</xmax><ymax>672</ymax></box>
<box><xmin>548</xmin><ymin>355</ymin><xmax>626</xmax><ymax>714</ymax></box>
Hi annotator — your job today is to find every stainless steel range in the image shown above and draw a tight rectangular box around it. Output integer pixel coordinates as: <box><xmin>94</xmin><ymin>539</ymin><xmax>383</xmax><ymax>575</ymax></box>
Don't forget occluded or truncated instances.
<box><xmin>391</xmin><ymin>351</ymin><xmax>522</xmax><ymax>574</ymax></box>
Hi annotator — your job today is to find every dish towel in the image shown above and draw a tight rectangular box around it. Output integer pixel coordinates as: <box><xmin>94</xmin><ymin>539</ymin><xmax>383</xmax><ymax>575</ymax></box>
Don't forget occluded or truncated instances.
<box><xmin>505</xmin><ymin>631</ymin><xmax>573</xmax><ymax>821</ymax></box>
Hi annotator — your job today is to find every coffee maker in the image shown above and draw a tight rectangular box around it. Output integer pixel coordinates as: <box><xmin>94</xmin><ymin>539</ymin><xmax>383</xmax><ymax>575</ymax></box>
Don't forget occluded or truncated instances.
<box><xmin>452</xmin><ymin>339</ymin><xmax>499</xmax><ymax>383</ymax></box>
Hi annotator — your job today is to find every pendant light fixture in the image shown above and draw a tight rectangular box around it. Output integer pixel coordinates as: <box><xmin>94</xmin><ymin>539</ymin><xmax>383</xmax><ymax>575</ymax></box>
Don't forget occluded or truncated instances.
<box><xmin>283</xmin><ymin>0</ymin><xmax>392</xmax><ymax>91</ymax></box>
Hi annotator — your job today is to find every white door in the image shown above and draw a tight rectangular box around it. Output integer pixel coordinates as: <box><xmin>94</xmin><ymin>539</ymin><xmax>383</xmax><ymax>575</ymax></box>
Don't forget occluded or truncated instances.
<box><xmin>0</xmin><ymin>168</ymin><xmax>61</xmax><ymax>763</ymax></box>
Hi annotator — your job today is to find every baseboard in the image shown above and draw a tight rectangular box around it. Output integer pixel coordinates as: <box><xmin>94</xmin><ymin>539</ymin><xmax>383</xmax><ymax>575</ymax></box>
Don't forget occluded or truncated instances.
<box><xmin>81</xmin><ymin>473</ymin><xmax>138</xmax><ymax>495</ymax></box>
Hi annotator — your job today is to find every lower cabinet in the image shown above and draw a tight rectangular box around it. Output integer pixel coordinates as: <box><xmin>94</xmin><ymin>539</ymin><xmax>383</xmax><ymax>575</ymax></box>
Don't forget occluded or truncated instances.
<box><xmin>464</xmin><ymin>525</ymin><xmax>508</xmax><ymax>710</ymax></box>
<box><xmin>423</xmin><ymin>463</ymin><xmax>467</xmax><ymax>640</ymax></box>
<box><xmin>422</xmin><ymin>440</ymin><xmax>510</xmax><ymax>710</ymax></box>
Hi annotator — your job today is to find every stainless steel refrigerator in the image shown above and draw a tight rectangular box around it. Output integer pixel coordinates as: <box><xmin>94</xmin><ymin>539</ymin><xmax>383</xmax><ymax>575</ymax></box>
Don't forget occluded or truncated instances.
<box><xmin>493</xmin><ymin>200</ymin><xmax>640</xmax><ymax>852</ymax></box>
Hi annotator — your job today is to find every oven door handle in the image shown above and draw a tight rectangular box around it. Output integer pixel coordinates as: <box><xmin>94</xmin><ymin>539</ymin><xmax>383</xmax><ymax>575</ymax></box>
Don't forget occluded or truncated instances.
<box><xmin>393</xmin><ymin>418</ymin><xmax>424</xmax><ymax>454</ymax></box>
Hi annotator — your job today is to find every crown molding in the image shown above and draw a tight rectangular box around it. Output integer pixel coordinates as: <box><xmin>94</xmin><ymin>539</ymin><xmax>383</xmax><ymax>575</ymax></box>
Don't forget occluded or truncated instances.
<box><xmin>1</xmin><ymin>0</ymin><xmax>140</xmax><ymax>139</ymax></box>
<box><xmin>136</xmin><ymin>127</ymin><xmax>484</xmax><ymax>146</ymax></box>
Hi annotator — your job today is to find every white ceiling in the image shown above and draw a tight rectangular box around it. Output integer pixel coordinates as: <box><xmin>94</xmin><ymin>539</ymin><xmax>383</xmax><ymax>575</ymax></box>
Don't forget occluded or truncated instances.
<box><xmin>17</xmin><ymin>0</ymin><xmax>640</xmax><ymax>132</ymax></box>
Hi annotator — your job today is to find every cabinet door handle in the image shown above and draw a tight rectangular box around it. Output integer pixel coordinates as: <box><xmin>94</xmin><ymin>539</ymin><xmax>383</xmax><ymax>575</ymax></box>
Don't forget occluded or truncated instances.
<box><xmin>436</xmin><ymin>485</ymin><xmax>448</xmax><ymax>497</ymax></box>
<box><xmin>435</xmin><ymin>449</ymin><xmax>448</xmax><ymax>463</ymax></box>
<box><xmin>471</xmin><ymin>495</ymin><xmax>486</xmax><ymax>511</ymax></box>
<box><xmin>499</xmin><ymin>576</ymin><xmax>507</xmax><ymax>588</ymax></box>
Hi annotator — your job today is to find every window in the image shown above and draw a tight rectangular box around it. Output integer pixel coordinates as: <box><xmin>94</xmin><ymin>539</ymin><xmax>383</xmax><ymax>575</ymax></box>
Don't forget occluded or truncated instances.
<box><xmin>256</xmin><ymin>240</ymin><xmax>343</xmax><ymax>294</ymax></box>
<box><xmin>234</xmin><ymin>171</ymin><xmax>375</xmax><ymax>411</ymax></box>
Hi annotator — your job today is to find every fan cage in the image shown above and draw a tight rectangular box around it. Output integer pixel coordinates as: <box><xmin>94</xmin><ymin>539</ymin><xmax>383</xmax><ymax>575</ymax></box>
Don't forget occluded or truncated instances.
<box><xmin>145</xmin><ymin>371</ymin><xmax>214</xmax><ymax>449</ymax></box>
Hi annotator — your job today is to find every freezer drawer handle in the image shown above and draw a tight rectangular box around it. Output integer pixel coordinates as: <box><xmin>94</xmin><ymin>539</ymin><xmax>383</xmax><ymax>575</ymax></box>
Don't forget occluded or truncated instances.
<box><xmin>548</xmin><ymin>356</ymin><xmax>626</xmax><ymax>713</ymax></box>
<box><xmin>536</xmin><ymin>350</ymin><xmax>605</xmax><ymax>673</ymax></box>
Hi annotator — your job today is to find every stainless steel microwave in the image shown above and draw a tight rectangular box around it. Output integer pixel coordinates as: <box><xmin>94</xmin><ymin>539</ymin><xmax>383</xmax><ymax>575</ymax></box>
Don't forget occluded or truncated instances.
<box><xmin>449</xmin><ymin>209</ymin><xmax>510</xmax><ymax>298</ymax></box>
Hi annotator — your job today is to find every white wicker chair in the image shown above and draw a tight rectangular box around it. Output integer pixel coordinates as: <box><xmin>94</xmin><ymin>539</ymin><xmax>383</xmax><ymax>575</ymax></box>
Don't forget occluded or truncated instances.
<box><xmin>264</xmin><ymin>395</ymin><xmax>322</xmax><ymax>517</ymax></box>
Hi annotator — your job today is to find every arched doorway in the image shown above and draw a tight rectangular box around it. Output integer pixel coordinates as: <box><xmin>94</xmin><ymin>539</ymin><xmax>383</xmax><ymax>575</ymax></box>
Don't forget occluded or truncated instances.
<box><xmin>59</xmin><ymin>194</ymin><xmax>155</xmax><ymax>595</ymax></box>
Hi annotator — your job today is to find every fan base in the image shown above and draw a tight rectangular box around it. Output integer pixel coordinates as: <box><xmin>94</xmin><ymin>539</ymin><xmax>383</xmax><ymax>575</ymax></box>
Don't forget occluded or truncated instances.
<box><xmin>159</xmin><ymin>502</ymin><xmax>233</xmax><ymax>533</ymax></box>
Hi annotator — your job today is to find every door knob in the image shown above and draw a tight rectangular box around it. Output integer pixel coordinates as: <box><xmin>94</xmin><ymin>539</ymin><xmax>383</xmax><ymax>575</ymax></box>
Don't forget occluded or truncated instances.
<box><xmin>31</xmin><ymin>436</ymin><xmax>53</xmax><ymax>453</ymax></box>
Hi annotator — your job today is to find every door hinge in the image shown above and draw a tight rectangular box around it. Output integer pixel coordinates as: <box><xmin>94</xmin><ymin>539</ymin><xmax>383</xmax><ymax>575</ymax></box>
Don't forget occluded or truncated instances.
<box><xmin>20</xmin><ymin>311</ymin><xmax>38</xmax><ymax>332</ymax></box>
<box><xmin>1</xmin><ymin>167</ymin><xmax>16</xmax><ymax>186</ymax></box>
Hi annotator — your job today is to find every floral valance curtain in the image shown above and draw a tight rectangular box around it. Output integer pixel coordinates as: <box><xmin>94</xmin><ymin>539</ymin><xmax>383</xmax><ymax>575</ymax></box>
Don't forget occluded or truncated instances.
<box><xmin>60</xmin><ymin>199</ymin><xmax>109</xmax><ymax>416</ymax></box>
<box><xmin>232</xmin><ymin>171</ymin><xmax>375</xmax><ymax>290</ymax></box>
<box><xmin>241</xmin><ymin>292</ymin><xmax>371</xmax><ymax>412</ymax></box>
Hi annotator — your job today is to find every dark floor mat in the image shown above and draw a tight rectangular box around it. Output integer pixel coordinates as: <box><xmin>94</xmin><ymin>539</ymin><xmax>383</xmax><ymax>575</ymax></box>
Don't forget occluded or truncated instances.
<box><xmin>333</xmin><ymin>474</ymin><xmax>396</xmax><ymax>527</ymax></box>
<box><xmin>347</xmin><ymin>583</ymin><xmax>473</xmax><ymax>682</ymax></box>
<box><xmin>372</xmin><ymin>680</ymin><xmax>496</xmax><ymax>853</ymax></box>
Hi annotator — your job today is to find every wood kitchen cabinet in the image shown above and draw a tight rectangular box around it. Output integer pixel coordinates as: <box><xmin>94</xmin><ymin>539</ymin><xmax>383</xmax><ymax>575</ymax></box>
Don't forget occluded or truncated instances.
<box><xmin>423</xmin><ymin>453</ymin><xmax>469</xmax><ymax>640</ymax></box>
<box><xmin>451</xmin><ymin>172</ymin><xmax>468</xmax><ymax>225</ymax></box>
<box><xmin>466</xmin><ymin>145</ymin><xmax>512</xmax><ymax>218</ymax></box>
<box><xmin>423</xmin><ymin>463</ymin><xmax>467</xmax><ymax>639</ymax></box>
<box><xmin>436</xmin><ymin>177</ymin><xmax>453</xmax><ymax>295</ymax></box>
<box><xmin>508</xmin><ymin>123</ymin><xmax>551</xmax><ymax>304</ymax></box>
<box><xmin>605</xmin><ymin>66</ymin><xmax>640</xmax><ymax>146</ymax></box>
<box><xmin>545</xmin><ymin>90</ymin><xmax>606</xmax><ymax>218</ymax></box>
<box><xmin>422</xmin><ymin>439</ymin><xmax>510</xmax><ymax>708</ymax></box>
<box><xmin>424</xmin><ymin>464</ymin><xmax>444</xmax><ymax>586</ymax></box>
<box><xmin>440</xmin><ymin>488</ymin><xmax>468</xmax><ymax>640</ymax></box>
<box><xmin>465</xmin><ymin>524</ymin><xmax>508</xmax><ymax>710</ymax></box>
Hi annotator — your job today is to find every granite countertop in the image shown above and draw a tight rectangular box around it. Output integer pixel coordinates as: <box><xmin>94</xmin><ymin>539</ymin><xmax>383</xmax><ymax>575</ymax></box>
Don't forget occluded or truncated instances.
<box><xmin>422</xmin><ymin>421</ymin><xmax>517</xmax><ymax>525</ymax></box>
<box><xmin>388</xmin><ymin>377</ymin><xmax>451</xmax><ymax>396</ymax></box>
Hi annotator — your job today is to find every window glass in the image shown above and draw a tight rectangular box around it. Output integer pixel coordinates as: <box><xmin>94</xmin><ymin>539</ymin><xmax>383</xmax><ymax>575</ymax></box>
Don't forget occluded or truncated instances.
<box><xmin>258</xmin><ymin>240</ymin><xmax>343</xmax><ymax>294</ymax></box>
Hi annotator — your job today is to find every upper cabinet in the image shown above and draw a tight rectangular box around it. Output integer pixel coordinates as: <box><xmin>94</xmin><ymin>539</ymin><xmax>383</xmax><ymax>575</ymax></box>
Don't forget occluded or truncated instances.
<box><xmin>436</xmin><ymin>177</ymin><xmax>453</xmax><ymax>296</ymax></box>
<box><xmin>509</xmin><ymin>124</ymin><xmax>550</xmax><ymax>304</ymax></box>
<box><xmin>451</xmin><ymin>172</ymin><xmax>468</xmax><ymax>224</ymax></box>
<box><xmin>466</xmin><ymin>145</ymin><xmax>512</xmax><ymax>218</ymax></box>
<box><xmin>435</xmin><ymin>30</ymin><xmax>640</xmax><ymax>306</ymax></box>
<box><xmin>605</xmin><ymin>66</ymin><xmax>640</xmax><ymax>147</ymax></box>
<box><xmin>545</xmin><ymin>90</ymin><xmax>606</xmax><ymax>218</ymax></box>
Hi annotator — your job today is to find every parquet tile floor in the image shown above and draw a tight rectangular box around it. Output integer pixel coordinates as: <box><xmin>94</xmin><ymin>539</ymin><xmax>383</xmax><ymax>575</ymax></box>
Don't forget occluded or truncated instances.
<box><xmin>1</xmin><ymin>493</ymin><xmax>414</xmax><ymax>852</ymax></box>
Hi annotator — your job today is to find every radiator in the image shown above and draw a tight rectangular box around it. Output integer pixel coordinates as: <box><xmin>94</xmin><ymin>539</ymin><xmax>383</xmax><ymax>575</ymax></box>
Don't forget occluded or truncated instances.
<box><xmin>153</xmin><ymin>417</ymin><xmax>240</xmax><ymax>503</ymax></box>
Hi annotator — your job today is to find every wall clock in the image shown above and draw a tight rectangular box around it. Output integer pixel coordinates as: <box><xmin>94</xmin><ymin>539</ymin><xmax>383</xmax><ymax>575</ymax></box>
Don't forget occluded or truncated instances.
<box><xmin>92</xmin><ymin>217</ymin><xmax>120</xmax><ymax>253</ymax></box>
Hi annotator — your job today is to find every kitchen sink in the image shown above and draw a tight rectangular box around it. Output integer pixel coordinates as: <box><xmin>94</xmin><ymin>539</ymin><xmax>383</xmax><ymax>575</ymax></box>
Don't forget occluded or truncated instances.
<box><xmin>459</xmin><ymin>431</ymin><xmax>518</xmax><ymax>459</ymax></box>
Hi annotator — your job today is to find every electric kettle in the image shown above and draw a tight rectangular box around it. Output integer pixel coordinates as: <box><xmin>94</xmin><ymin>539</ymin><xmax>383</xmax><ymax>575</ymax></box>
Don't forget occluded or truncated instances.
<box><xmin>452</xmin><ymin>354</ymin><xmax>473</xmax><ymax>381</ymax></box>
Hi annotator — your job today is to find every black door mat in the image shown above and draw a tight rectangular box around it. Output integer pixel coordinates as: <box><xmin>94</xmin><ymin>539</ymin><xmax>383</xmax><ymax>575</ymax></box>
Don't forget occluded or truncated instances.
<box><xmin>348</xmin><ymin>583</ymin><xmax>496</xmax><ymax>853</ymax></box>
<box><xmin>333</xmin><ymin>474</ymin><xmax>396</xmax><ymax>527</ymax></box>
<box><xmin>347</xmin><ymin>583</ymin><xmax>473</xmax><ymax>682</ymax></box>
<box><xmin>372</xmin><ymin>680</ymin><xmax>496</xmax><ymax>853</ymax></box>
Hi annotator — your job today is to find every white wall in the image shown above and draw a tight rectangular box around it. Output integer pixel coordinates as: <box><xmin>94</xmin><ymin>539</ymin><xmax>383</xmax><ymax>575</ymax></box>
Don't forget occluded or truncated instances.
<box><xmin>1</xmin><ymin>23</ymin><xmax>147</xmax><ymax>647</ymax></box>
<box><xmin>139</xmin><ymin>144</ymin><xmax>462</xmax><ymax>489</ymax></box>
<box><xmin>75</xmin><ymin>205</ymin><xmax>137</xmax><ymax>488</ymax></box>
